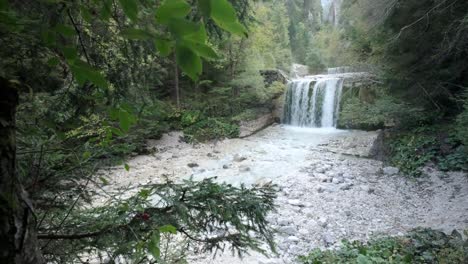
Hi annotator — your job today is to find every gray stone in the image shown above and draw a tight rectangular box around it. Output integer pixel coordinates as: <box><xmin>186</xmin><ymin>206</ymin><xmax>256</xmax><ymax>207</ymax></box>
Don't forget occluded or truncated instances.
<box><xmin>361</xmin><ymin>185</ymin><xmax>375</xmax><ymax>194</ymax></box>
<box><xmin>222</xmin><ymin>164</ymin><xmax>229</xmax><ymax>169</ymax></box>
<box><xmin>323</xmin><ymin>233</ymin><xmax>335</xmax><ymax>246</ymax></box>
<box><xmin>187</xmin><ymin>163</ymin><xmax>199</xmax><ymax>168</ymax></box>
<box><xmin>383</xmin><ymin>166</ymin><xmax>399</xmax><ymax>176</ymax></box>
<box><xmin>288</xmin><ymin>199</ymin><xmax>304</xmax><ymax>207</ymax></box>
<box><xmin>318</xmin><ymin>217</ymin><xmax>328</xmax><ymax>227</ymax></box>
<box><xmin>233</xmin><ymin>154</ymin><xmax>247</xmax><ymax>162</ymax></box>
<box><xmin>239</xmin><ymin>166</ymin><xmax>251</xmax><ymax>172</ymax></box>
<box><xmin>278</xmin><ymin>226</ymin><xmax>296</xmax><ymax>236</ymax></box>
<box><xmin>316</xmin><ymin>167</ymin><xmax>326</xmax><ymax>173</ymax></box>
<box><xmin>332</xmin><ymin>177</ymin><xmax>344</xmax><ymax>184</ymax></box>
<box><xmin>287</xmin><ymin>236</ymin><xmax>300</xmax><ymax>243</ymax></box>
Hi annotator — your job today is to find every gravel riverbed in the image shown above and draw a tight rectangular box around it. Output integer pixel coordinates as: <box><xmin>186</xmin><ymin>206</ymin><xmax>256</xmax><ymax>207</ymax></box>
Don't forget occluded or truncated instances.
<box><xmin>96</xmin><ymin>125</ymin><xmax>468</xmax><ymax>263</ymax></box>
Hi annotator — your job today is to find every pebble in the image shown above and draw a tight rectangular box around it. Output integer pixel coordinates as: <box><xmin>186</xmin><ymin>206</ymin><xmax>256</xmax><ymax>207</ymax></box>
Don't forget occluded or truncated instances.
<box><xmin>187</xmin><ymin>163</ymin><xmax>199</xmax><ymax>168</ymax></box>
<box><xmin>383</xmin><ymin>166</ymin><xmax>400</xmax><ymax>176</ymax></box>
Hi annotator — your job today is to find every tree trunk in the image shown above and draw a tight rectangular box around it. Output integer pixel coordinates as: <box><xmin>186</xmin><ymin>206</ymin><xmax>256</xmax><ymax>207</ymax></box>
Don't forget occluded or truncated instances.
<box><xmin>0</xmin><ymin>78</ymin><xmax>44</xmax><ymax>263</ymax></box>
<box><xmin>173</xmin><ymin>53</ymin><xmax>180</xmax><ymax>108</ymax></box>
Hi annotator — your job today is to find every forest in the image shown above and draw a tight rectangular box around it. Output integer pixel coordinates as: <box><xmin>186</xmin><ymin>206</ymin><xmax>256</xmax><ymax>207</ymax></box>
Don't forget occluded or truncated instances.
<box><xmin>0</xmin><ymin>0</ymin><xmax>467</xmax><ymax>263</ymax></box>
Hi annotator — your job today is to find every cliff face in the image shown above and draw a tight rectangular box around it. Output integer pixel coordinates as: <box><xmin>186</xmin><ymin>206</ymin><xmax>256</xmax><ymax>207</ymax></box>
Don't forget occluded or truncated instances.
<box><xmin>322</xmin><ymin>0</ymin><xmax>342</xmax><ymax>26</ymax></box>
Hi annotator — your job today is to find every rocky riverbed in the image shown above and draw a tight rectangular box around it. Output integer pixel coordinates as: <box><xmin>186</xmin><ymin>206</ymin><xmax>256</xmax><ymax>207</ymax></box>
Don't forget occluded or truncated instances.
<box><xmin>97</xmin><ymin>125</ymin><xmax>468</xmax><ymax>263</ymax></box>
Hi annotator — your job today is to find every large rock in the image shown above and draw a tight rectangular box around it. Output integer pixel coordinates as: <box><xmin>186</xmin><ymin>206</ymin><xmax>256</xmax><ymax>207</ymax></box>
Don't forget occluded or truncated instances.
<box><xmin>238</xmin><ymin>114</ymin><xmax>276</xmax><ymax>138</ymax></box>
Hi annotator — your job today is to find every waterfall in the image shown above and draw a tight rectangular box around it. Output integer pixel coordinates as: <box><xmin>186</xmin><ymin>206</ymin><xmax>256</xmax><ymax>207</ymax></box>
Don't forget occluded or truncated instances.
<box><xmin>283</xmin><ymin>77</ymin><xmax>344</xmax><ymax>128</ymax></box>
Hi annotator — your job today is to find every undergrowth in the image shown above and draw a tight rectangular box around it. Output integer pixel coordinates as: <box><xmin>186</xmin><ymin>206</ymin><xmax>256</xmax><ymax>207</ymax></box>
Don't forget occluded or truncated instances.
<box><xmin>299</xmin><ymin>228</ymin><xmax>468</xmax><ymax>264</ymax></box>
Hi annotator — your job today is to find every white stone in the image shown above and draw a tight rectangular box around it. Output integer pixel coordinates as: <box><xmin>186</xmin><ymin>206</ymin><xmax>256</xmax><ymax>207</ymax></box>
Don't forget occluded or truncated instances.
<box><xmin>383</xmin><ymin>166</ymin><xmax>400</xmax><ymax>176</ymax></box>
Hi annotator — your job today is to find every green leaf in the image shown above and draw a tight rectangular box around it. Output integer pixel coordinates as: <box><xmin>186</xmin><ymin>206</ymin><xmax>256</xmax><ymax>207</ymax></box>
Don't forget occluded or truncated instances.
<box><xmin>148</xmin><ymin>231</ymin><xmax>161</xmax><ymax>260</ymax></box>
<box><xmin>168</xmin><ymin>19</ymin><xmax>200</xmax><ymax>39</ymax></box>
<box><xmin>155</xmin><ymin>39</ymin><xmax>172</xmax><ymax>57</ymax></box>
<box><xmin>118</xmin><ymin>0</ymin><xmax>138</xmax><ymax>21</ymax></box>
<box><xmin>210</xmin><ymin>0</ymin><xmax>236</xmax><ymax>22</ymax></box>
<box><xmin>120</xmin><ymin>28</ymin><xmax>151</xmax><ymax>40</ymax></box>
<box><xmin>118</xmin><ymin>108</ymin><xmax>135</xmax><ymax>132</ymax></box>
<box><xmin>155</xmin><ymin>0</ymin><xmax>190</xmax><ymax>24</ymax></box>
<box><xmin>159</xmin><ymin>225</ymin><xmax>177</xmax><ymax>234</ymax></box>
<box><xmin>124</xmin><ymin>163</ymin><xmax>130</xmax><ymax>171</ymax></box>
<box><xmin>62</xmin><ymin>46</ymin><xmax>78</xmax><ymax>63</ymax></box>
<box><xmin>197</xmin><ymin>0</ymin><xmax>211</xmax><ymax>16</ymax></box>
<box><xmin>55</xmin><ymin>24</ymin><xmax>76</xmax><ymax>36</ymax></box>
<box><xmin>184</xmin><ymin>22</ymin><xmax>207</xmax><ymax>43</ymax></box>
<box><xmin>209</xmin><ymin>0</ymin><xmax>247</xmax><ymax>37</ymax></box>
<box><xmin>176</xmin><ymin>44</ymin><xmax>202</xmax><ymax>81</ymax></box>
<box><xmin>82</xmin><ymin>151</ymin><xmax>91</xmax><ymax>159</ymax></box>
<box><xmin>80</xmin><ymin>6</ymin><xmax>93</xmax><ymax>23</ymax></box>
<box><xmin>188</xmin><ymin>41</ymin><xmax>218</xmax><ymax>59</ymax></box>
<box><xmin>213</xmin><ymin>20</ymin><xmax>247</xmax><ymax>37</ymax></box>
<box><xmin>100</xmin><ymin>0</ymin><xmax>112</xmax><ymax>21</ymax></box>
<box><xmin>70</xmin><ymin>60</ymin><xmax>109</xmax><ymax>89</ymax></box>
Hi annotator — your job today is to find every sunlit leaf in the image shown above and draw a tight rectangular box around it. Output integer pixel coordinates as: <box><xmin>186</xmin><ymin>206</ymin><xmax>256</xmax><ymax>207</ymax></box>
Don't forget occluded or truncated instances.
<box><xmin>118</xmin><ymin>0</ymin><xmax>138</xmax><ymax>21</ymax></box>
<box><xmin>155</xmin><ymin>0</ymin><xmax>190</xmax><ymax>24</ymax></box>
<box><xmin>124</xmin><ymin>163</ymin><xmax>130</xmax><ymax>171</ymax></box>
<box><xmin>159</xmin><ymin>225</ymin><xmax>177</xmax><ymax>234</ymax></box>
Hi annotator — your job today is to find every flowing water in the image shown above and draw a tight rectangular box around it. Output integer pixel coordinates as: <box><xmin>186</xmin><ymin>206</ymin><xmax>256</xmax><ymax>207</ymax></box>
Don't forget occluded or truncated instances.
<box><xmin>283</xmin><ymin>76</ymin><xmax>344</xmax><ymax>128</ymax></box>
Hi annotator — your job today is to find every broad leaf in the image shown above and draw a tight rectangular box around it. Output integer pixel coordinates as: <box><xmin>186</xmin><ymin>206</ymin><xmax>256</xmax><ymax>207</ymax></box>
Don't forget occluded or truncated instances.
<box><xmin>118</xmin><ymin>0</ymin><xmax>138</xmax><ymax>21</ymax></box>
<box><xmin>124</xmin><ymin>163</ymin><xmax>130</xmax><ymax>171</ymax></box>
<box><xmin>176</xmin><ymin>44</ymin><xmax>202</xmax><ymax>81</ymax></box>
<box><xmin>210</xmin><ymin>0</ymin><xmax>237</xmax><ymax>23</ymax></box>
<box><xmin>155</xmin><ymin>0</ymin><xmax>191</xmax><ymax>24</ymax></box>
<box><xmin>188</xmin><ymin>41</ymin><xmax>218</xmax><ymax>59</ymax></box>
<box><xmin>209</xmin><ymin>0</ymin><xmax>247</xmax><ymax>36</ymax></box>
<box><xmin>197</xmin><ymin>0</ymin><xmax>211</xmax><ymax>16</ymax></box>
<box><xmin>62</xmin><ymin>46</ymin><xmax>78</xmax><ymax>63</ymax></box>
<box><xmin>155</xmin><ymin>39</ymin><xmax>172</xmax><ymax>57</ymax></box>
<box><xmin>214</xmin><ymin>20</ymin><xmax>247</xmax><ymax>37</ymax></box>
<box><xmin>168</xmin><ymin>19</ymin><xmax>200</xmax><ymax>39</ymax></box>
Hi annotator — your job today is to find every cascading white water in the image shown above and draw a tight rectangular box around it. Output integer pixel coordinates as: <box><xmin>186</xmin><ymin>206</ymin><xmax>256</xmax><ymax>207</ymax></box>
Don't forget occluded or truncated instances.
<box><xmin>283</xmin><ymin>77</ymin><xmax>344</xmax><ymax>128</ymax></box>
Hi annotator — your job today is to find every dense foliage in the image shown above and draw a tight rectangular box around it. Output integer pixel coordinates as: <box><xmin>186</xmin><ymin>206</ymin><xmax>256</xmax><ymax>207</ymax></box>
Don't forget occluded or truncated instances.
<box><xmin>299</xmin><ymin>228</ymin><xmax>468</xmax><ymax>264</ymax></box>
<box><xmin>0</xmin><ymin>0</ymin><xmax>292</xmax><ymax>262</ymax></box>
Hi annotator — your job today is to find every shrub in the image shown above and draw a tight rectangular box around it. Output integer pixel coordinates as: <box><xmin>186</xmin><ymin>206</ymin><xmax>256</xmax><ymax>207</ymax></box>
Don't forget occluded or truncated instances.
<box><xmin>299</xmin><ymin>228</ymin><xmax>468</xmax><ymax>264</ymax></box>
<box><xmin>388</xmin><ymin>125</ymin><xmax>468</xmax><ymax>176</ymax></box>
<box><xmin>183</xmin><ymin>117</ymin><xmax>239</xmax><ymax>142</ymax></box>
